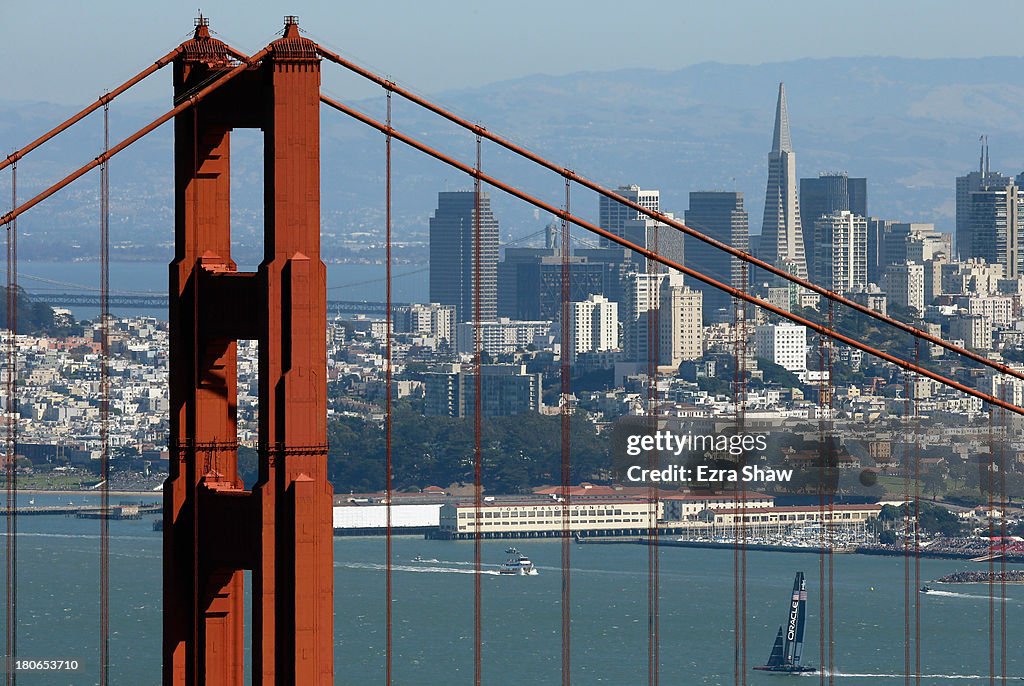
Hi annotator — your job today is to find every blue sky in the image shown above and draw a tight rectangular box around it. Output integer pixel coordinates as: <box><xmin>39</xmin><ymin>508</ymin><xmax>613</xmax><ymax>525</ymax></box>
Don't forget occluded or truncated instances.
<box><xmin>4</xmin><ymin>0</ymin><xmax>1024</xmax><ymax>105</ymax></box>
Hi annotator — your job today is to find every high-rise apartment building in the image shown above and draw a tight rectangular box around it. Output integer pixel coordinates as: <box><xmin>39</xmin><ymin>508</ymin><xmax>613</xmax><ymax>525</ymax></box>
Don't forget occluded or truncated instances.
<box><xmin>882</xmin><ymin>263</ymin><xmax>925</xmax><ymax>314</ymax></box>
<box><xmin>623</xmin><ymin>272</ymin><xmax>667</xmax><ymax>362</ymax></box>
<box><xmin>754</xmin><ymin>323</ymin><xmax>808</xmax><ymax>373</ymax></box>
<box><xmin>813</xmin><ymin>211</ymin><xmax>867</xmax><ymax>293</ymax></box>
<box><xmin>658</xmin><ymin>279</ymin><xmax>703</xmax><ymax>367</ymax></box>
<box><xmin>599</xmin><ymin>185</ymin><xmax>660</xmax><ymax>247</ymax></box>
<box><xmin>568</xmin><ymin>294</ymin><xmax>619</xmax><ymax>362</ymax></box>
<box><xmin>685</xmin><ymin>191</ymin><xmax>750</xmax><ymax>316</ymax></box>
<box><xmin>622</xmin><ymin>272</ymin><xmax>702</xmax><ymax>368</ymax></box>
<box><xmin>394</xmin><ymin>303</ymin><xmax>455</xmax><ymax>343</ymax></box>
<box><xmin>759</xmin><ymin>83</ymin><xmax>807</xmax><ymax>280</ymax></box>
<box><xmin>423</xmin><ymin>364</ymin><xmax>542</xmax><ymax>417</ymax></box>
<box><xmin>429</xmin><ymin>190</ymin><xmax>499</xmax><ymax>323</ymax></box>
<box><xmin>800</xmin><ymin>172</ymin><xmax>867</xmax><ymax>278</ymax></box>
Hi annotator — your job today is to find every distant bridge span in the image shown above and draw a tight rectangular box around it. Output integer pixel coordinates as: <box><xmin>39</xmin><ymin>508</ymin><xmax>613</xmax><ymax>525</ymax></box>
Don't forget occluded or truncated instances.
<box><xmin>29</xmin><ymin>291</ymin><xmax>405</xmax><ymax>316</ymax></box>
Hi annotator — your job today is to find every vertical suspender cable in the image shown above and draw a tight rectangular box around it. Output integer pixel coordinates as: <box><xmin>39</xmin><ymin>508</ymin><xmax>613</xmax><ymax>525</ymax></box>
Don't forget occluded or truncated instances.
<box><xmin>738</xmin><ymin>265</ymin><xmax>747</xmax><ymax>686</ymax></box>
<box><xmin>384</xmin><ymin>89</ymin><xmax>394</xmax><ymax>686</ymax></box>
<box><xmin>818</xmin><ymin>302</ymin><xmax>828</xmax><ymax>686</ymax></box>
<box><xmin>99</xmin><ymin>96</ymin><xmax>112</xmax><ymax>686</ymax></box>
<box><xmin>732</xmin><ymin>265</ymin><xmax>747</xmax><ymax>686</ymax></box>
<box><xmin>986</xmin><ymin>390</ymin><xmax>996</xmax><ymax>686</ymax></box>
<box><xmin>823</xmin><ymin>298</ymin><xmax>831</xmax><ymax>683</ymax></box>
<box><xmin>998</xmin><ymin>384</ymin><xmax>1007</xmax><ymax>684</ymax></box>
<box><xmin>472</xmin><ymin>134</ymin><xmax>484</xmax><ymax>686</ymax></box>
<box><xmin>4</xmin><ymin>157</ymin><xmax>17</xmax><ymax>686</ymax></box>
<box><xmin>646</xmin><ymin>225</ymin><xmax>659</xmax><ymax>686</ymax></box>
<box><xmin>903</xmin><ymin>347</ymin><xmax>912</xmax><ymax>686</ymax></box>
<box><xmin>912</xmin><ymin>338</ymin><xmax>921</xmax><ymax>686</ymax></box>
<box><xmin>559</xmin><ymin>178</ymin><xmax>572</xmax><ymax>686</ymax></box>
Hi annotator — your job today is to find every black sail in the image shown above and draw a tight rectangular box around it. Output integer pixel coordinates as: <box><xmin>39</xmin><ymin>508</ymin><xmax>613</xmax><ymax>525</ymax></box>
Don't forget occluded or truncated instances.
<box><xmin>766</xmin><ymin>626</ymin><xmax>786</xmax><ymax>668</ymax></box>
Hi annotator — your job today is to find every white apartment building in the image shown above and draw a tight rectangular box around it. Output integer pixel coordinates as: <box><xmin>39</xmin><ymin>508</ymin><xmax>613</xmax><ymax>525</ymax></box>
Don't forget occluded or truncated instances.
<box><xmin>569</xmin><ymin>294</ymin><xmax>619</xmax><ymax>361</ymax></box>
<box><xmin>754</xmin><ymin>322</ymin><xmax>808</xmax><ymax>372</ymax></box>
<box><xmin>883</xmin><ymin>263</ymin><xmax>925</xmax><ymax>313</ymax></box>
<box><xmin>813</xmin><ymin>210</ymin><xmax>867</xmax><ymax>292</ymax></box>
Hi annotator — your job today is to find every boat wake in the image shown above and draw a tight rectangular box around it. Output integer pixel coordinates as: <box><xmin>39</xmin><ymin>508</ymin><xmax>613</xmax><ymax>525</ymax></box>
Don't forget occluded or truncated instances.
<box><xmin>337</xmin><ymin>561</ymin><xmax>501</xmax><ymax>576</ymax></box>
<box><xmin>823</xmin><ymin>671</ymin><xmax>1016</xmax><ymax>680</ymax></box>
<box><xmin>925</xmin><ymin>589</ymin><xmax>1013</xmax><ymax>601</ymax></box>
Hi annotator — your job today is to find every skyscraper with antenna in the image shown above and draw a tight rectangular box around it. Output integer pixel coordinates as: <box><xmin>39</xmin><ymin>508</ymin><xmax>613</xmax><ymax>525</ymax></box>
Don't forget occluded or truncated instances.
<box><xmin>759</xmin><ymin>83</ymin><xmax>807</xmax><ymax>281</ymax></box>
<box><xmin>955</xmin><ymin>135</ymin><xmax>1012</xmax><ymax>260</ymax></box>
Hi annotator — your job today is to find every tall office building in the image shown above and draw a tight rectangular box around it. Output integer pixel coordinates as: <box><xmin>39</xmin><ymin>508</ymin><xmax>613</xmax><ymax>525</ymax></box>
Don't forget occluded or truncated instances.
<box><xmin>813</xmin><ymin>211</ymin><xmax>868</xmax><ymax>293</ymax></box>
<box><xmin>599</xmin><ymin>185</ymin><xmax>660</xmax><ymax>247</ymax></box>
<box><xmin>956</xmin><ymin>139</ymin><xmax>1013</xmax><ymax>259</ymax></box>
<box><xmin>621</xmin><ymin>213</ymin><xmax>685</xmax><ymax>274</ymax></box>
<box><xmin>685</xmin><ymin>191</ymin><xmax>750</xmax><ymax>317</ymax></box>
<box><xmin>497</xmin><ymin>247</ymin><xmax>607</xmax><ymax>321</ymax></box>
<box><xmin>759</xmin><ymin>83</ymin><xmax>807</xmax><ymax>280</ymax></box>
<box><xmin>970</xmin><ymin>182</ymin><xmax>1024</xmax><ymax>279</ymax></box>
<box><xmin>866</xmin><ymin>217</ymin><xmax>893</xmax><ymax>285</ymax></box>
<box><xmin>800</xmin><ymin>172</ymin><xmax>867</xmax><ymax>281</ymax></box>
<box><xmin>429</xmin><ymin>191</ymin><xmax>499</xmax><ymax>323</ymax></box>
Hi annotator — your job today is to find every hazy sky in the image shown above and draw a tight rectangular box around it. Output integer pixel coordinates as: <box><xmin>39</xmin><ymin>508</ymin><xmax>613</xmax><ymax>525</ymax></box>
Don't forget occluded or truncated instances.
<box><xmin>4</xmin><ymin>0</ymin><xmax>1024</xmax><ymax>105</ymax></box>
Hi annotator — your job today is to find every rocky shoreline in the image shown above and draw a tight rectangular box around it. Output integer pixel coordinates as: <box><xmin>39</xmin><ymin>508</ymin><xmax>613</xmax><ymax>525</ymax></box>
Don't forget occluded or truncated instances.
<box><xmin>937</xmin><ymin>570</ymin><xmax>1024</xmax><ymax>583</ymax></box>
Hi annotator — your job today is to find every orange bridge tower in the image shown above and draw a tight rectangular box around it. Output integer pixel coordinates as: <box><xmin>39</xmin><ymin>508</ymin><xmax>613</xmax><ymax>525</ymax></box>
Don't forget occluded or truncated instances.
<box><xmin>163</xmin><ymin>17</ymin><xmax>334</xmax><ymax>685</ymax></box>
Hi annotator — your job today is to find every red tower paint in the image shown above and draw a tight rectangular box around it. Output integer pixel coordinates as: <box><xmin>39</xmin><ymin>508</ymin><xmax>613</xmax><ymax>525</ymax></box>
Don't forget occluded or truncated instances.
<box><xmin>163</xmin><ymin>17</ymin><xmax>333</xmax><ymax>685</ymax></box>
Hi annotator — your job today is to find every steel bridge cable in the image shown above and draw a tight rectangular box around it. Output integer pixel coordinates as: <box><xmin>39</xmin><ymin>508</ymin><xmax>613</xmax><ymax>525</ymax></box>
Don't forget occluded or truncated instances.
<box><xmin>312</xmin><ymin>43</ymin><xmax>1024</xmax><ymax>386</ymax></box>
<box><xmin>0</xmin><ymin>47</ymin><xmax>182</xmax><ymax>173</ymax></box>
<box><xmin>0</xmin><ymin>47</ymin><xmax>272</xmax><ymax>230</ymax></box>
<box><xmin>318</xmin><ymin>95</ymin><xmax>1024</xmax><ymax>419</ymax></box>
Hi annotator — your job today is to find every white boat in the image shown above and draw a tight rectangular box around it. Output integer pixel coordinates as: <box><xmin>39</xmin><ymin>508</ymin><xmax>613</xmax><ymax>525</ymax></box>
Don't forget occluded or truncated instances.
<box><xmin>499</xmin><ymin>553</ymin><xmax>538</xmax><ymax>576</ymax></box>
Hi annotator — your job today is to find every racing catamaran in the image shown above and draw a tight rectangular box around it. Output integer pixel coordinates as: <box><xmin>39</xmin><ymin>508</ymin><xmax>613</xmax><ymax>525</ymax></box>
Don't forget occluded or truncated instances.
<box><xmin>754</xmin><ymin>572</ymin><xmax>816</xmax><ymax>674</ymax></box>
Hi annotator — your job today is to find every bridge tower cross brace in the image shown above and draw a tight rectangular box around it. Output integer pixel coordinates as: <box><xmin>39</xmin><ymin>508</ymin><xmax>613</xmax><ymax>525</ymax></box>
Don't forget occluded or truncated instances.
<box><xmin>163</xmin><ymin>17</ymin><xmax>333</xmax><ymax>686</ymax></box>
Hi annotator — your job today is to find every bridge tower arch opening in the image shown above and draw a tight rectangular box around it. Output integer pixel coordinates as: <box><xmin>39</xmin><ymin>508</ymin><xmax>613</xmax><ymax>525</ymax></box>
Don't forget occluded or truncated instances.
<box><xmin>163</xmin><ymin>16</ymin><xmax>334</xmax><ymax>686</ymax></box>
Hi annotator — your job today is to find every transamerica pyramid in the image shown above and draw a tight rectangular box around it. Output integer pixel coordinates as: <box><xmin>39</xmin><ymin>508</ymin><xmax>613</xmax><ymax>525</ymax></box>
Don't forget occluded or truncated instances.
<box><xmin>759</xmin><ymin>83</ymin><xmax>807</xmax><ymax>280</ymax></box>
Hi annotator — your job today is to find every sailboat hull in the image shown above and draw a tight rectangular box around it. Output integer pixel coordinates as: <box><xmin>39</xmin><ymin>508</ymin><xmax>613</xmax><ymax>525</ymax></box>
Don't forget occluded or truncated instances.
<box><xmin>752</xmin><ymin>665</ymin><xmax>817</xmax><ymax>673</ymax></box>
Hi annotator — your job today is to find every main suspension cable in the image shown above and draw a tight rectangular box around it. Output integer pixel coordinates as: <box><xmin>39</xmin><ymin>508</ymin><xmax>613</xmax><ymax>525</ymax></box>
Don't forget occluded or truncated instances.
<box><xmin>1</xmin><ymin>47</ymin><xmax>272</xmax><ymax>229</ymax></box>
<box><xmin>1</xmin><ymin>47</ymin><xmax>183</xmax><ymax>173</ymax></box>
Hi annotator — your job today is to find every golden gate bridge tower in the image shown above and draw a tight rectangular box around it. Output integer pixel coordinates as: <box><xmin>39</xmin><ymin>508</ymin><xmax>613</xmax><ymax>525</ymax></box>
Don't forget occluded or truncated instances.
<box><xmin>162</xmin><ymin>17</ymin><xmax>334</xmax><ymax>685</ymax></box>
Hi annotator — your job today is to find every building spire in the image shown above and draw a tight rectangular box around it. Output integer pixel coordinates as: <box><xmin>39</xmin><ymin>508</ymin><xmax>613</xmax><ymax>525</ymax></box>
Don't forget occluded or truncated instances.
<box><xmin>771</xmin><ymin>82</ymin><xmax>793</xmax><ymax>154</ymax></box>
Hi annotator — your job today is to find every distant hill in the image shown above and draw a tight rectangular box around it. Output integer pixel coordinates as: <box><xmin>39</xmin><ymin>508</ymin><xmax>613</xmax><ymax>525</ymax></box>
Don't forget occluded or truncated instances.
<box><xmin>4</xmin><ymin>56</ymin><xmax>1024</xmax><ymax>264</ymax></box>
